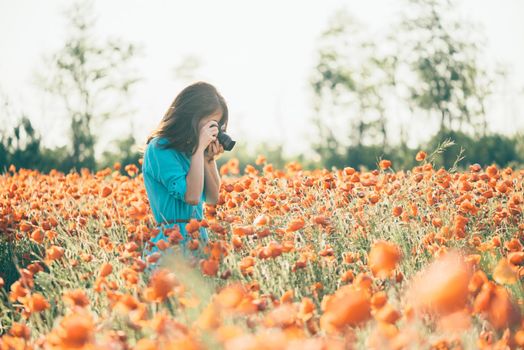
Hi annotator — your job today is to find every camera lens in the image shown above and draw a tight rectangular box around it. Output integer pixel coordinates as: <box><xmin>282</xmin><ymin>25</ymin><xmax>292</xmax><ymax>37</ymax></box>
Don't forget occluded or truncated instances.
<box><xmin>217</xmin><ymin>131</ymin><xmax>236</xmax><ymax>151</ymax></box>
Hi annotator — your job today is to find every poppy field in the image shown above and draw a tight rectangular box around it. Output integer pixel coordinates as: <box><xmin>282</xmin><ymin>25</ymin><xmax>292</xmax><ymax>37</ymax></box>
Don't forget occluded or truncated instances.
<box><xmin>1</xmin><ymin>151</ymin><xmax>524</xmax><ymax>349</ymax></box>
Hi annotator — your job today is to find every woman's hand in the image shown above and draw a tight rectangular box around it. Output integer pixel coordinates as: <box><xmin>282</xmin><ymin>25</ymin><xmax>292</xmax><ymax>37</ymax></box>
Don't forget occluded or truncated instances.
<box><xmin>197</xmin><ymin>120</ymin><xmax>219</xmax><ymax>153</ymax></box>
<box><xmin>204</xmin><ymin>139</ymin><xmax>225</xmax><ymax>163</ymax></box>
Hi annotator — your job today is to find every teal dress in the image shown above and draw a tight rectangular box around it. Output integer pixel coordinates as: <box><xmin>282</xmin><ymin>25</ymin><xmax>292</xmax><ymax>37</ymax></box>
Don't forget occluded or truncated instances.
<box><xmin>141</xmin><ymin>136</ymin><xmax>209</xmax><ymax>258</ymax></box>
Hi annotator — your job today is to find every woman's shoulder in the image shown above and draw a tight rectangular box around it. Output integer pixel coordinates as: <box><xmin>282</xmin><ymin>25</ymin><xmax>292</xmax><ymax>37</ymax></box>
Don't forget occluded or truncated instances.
<box><xmin>148</xmin><ymin>136</ymin><xmax>189</xmax><ymax>160</ymax></box>
<box><xmin>149</xmin><ymin>136</ymin><xmax>168</xmax><ymax>147</ymax></box>
<box><xmin>148</xmin><ymin>136</ymin><xmax>171</xmax><ymax>152</ymax></box>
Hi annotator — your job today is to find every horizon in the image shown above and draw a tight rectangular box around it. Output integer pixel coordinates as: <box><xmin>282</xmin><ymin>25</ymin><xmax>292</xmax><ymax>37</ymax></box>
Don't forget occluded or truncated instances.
<box><xmin>1</xmin><ymin>0</ymin><xmax>523</xmax><ymax>160</ymax></box>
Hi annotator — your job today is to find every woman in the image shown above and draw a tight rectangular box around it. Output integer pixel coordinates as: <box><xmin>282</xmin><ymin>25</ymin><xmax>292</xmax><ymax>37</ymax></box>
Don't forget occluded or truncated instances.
<box><xmin>140</xmin><ymin>81</ymin><xmax>228</xmax><ymax>259</ymax></box>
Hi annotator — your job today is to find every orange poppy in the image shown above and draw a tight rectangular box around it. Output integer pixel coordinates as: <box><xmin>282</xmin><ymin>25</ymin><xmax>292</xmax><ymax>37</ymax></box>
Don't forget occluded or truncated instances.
<box><xmin>46</xmin><ymin>311</ymin><xmax>95</xmax><ymax>348</ymax></box>
<box><xmin>320</xmin><ymin>285</ymin><xmax>371</xmax><ymax>332</ymax></box>
<box><xmin>22</xmin><ymin>293</ymin><xmax>50</xmax><ymax>313</ymax></box>
<box><xmin>368</xmin><ymin>241</ymin><xmax>402</xmax><ymax>279</ymax></box>
<box><xmin>392</xmin><ymin>206</ymin><xmax>403</xmax><ymax>217</ymax></box>
<box><xmin>185</xmin><ymin>219</ymin><xmax>200</xmax><ymax>234</ymax></box>
<box><xmin>415</xmin><ymin>151</ymin><xmax>427</xmax><ymax>161</ymax></box>
<box><xmin>63</xmin><ymin>289</ymin><xmax>90</xmax><ymax>308</ymax></box>
<box><xmin>200</xmin><ymin>258</ymin><xmax>219</xmax><ymax>277</ymax></box>
<box><xmin>144</xmin><ymin>268</ymin><xmax>178</xmax><ymax>302</ymax></box>
<box><xmin>8</xmin><ymin>322</ymin><xmax>31</xmax><ymax>339</ymax></box>
<box><xmin>253</xmin><ymin>214</ymin><xmax>270</xmax><ymax>226</ymax></box>
<box><xmin>100</xmin><ymin>186</ymin><xmax>112</xmax><ymax>198</ymax></box>
<box><xmin>99</xmin><ymin>262</ymin><xmax>113</xmax><ymax>278</ymax></box>
<box><xmin>408</xmin><ymin>250</ymin><xmax>472</xmax><ymax>316</ymax></box>
<box><xmin>45</xmin><ymin>245</ymin><xmax>65</xmax><ymax>263</ymax></box>
<box><xmin>286</xmin><ymin>218</ymin><xmax>305</xmax><ymax>232</ymax></box>
<box><xmin>492</xmin><ymin>258</ymin><xmax>519</xmax><ymax>285</ymax></box>
<box><xmin>379</xmin><ymin>160</ymin><xmax>392</xmax><ymax>170</ymax></box>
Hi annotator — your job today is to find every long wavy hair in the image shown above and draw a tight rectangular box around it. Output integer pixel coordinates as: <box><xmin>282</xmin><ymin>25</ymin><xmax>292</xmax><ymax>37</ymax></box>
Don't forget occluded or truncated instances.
<box><xmin>140</xmin><ymin>81</ymin><xmax>228</xmax><ymax>156</ymax></box>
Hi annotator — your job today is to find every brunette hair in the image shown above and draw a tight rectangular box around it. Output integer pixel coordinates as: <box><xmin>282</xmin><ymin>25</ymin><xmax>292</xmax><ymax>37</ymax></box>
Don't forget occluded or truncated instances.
<box><xmin>141</xmin><ymin>81</ymin><xmax>228</xmax><ymax>156</ymax></box>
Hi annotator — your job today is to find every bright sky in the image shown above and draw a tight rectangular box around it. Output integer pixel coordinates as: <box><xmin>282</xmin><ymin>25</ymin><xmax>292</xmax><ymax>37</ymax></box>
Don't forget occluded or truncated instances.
<box><xmin>1</xmin><ymin>0</ymin><xmax>523</xmax><ymax>159</ymax></box>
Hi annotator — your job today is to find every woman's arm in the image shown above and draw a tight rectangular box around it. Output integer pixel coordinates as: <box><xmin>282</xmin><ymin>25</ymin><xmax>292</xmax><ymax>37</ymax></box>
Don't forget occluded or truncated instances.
<box><xmin>184</xmin><ymin>121</ymin><xmax>218</xmax><ymax>205</ymax></box>
<box><xmin>204</xmin><ymin>159</ymin><xmax>220</xmax><ymax>204</ymax></box>
<box><xmin>184</xmin><ymin>150</ymin><xmax>205</xmax><ymax>205</ymax></box>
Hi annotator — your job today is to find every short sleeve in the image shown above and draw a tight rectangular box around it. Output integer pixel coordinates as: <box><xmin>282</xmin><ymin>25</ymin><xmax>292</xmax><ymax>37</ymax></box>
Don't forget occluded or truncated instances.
<box><xmin>148</xmin><ymin>143</ymin><xmax>187</xmax><ymax>201</ymax></box>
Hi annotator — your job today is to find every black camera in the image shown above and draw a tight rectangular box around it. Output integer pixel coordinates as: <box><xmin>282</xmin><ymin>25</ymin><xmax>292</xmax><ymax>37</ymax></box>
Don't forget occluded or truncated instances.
<box><xmin>217</xmin><ymin>129</ymin><xmax>236</xmax><ymax>151</ymax></box>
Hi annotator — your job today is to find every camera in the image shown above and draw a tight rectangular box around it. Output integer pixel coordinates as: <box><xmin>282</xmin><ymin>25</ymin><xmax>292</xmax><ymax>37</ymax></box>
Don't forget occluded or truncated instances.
<box><xmin>217</xmin><ymin>129</ymin><xmax>236</xmax><ymax>151</ymax></box>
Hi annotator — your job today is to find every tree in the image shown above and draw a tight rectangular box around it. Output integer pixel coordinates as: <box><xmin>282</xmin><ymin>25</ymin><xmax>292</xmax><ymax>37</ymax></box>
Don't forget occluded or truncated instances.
<box><xmin>99</xmin><ymin>126</ymin><xmax>142</xmax><ymax>171</ymax></box>
<box><xmin>0</xmin><ymin>93</ymin><xmax>42</xmax><ymax>171</ymax></box>
<box><xmin>310</xmin><ymin>9</ymin><xmax>397</xmax><ymax>168</ymax></box>
<box><xmin>0</xmin><ymin>94</ymin><xmax>69</xmax><ymax>173</ymax></box>
<box><xmin>395</xmin><ymin>0</ymin><xmax>494</xmax><ymax>135</ymax></box>
<box><xmin>34</xmin><ymin>0</ymin><xmax>142</xmax><ymax>171</ymax></box>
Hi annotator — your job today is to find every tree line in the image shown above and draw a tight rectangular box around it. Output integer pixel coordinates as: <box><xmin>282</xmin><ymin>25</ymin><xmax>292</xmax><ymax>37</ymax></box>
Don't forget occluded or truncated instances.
<box><xmin>1</xmin><ymin>0</ymin><xmax>523</xmax><ymax>175</ymax></box>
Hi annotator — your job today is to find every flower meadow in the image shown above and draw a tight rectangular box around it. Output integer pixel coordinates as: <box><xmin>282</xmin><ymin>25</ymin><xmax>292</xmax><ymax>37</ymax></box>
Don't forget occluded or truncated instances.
<box><xmin>1</xmin><ymin>152</ymin><xmax>523</xmax><ymax>349</ymax></box>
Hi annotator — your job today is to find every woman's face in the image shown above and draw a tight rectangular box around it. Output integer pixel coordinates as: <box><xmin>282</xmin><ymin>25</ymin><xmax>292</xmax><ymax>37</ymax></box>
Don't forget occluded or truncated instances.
<box><xmin>198</xmin><ymin>109</ymin><xmax>224</xmax><ymax>131</ymax></box>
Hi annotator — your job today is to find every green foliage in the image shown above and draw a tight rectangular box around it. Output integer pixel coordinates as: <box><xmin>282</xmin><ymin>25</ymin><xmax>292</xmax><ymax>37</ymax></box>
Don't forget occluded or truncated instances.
<box><xmin>307</xmin><ymin>0</ymin><xmax>518</xmax><ymax>172</ymax></box>
<box><xmin>397</xmin><ymin>0</ymin><xmax>494</xmax><ymax>134</ymax></box>
<box><xmin>2</xmin><ymin>111</ymin><xmax>523</xmax><ymax>174</ymax></box>
<box><xmin>315</xmin><ymin>129</ymin><xmax>524</xmax><ymax>172</ymax></box>
<box><xmin>0</xmin><ymin>239</ymin><xmax>20</xmax><ymax>289</ymax></box>
<box><xmin>0</xmin><ymin>237</ymin><xmax>43</xmax><ymax>291</ymax></box>
<box><xmin>98</xmin><ymin>132</ymin><xmax>142</xmax><ymax>171</ymax></box>
<box><xmin>426</xmin><ymin>129</ymin><xmax>521</xmax><ymax>169</ymax></box>
<box><xmin>1</xmin><ymin>115</ymin><xmax>42</xmax><ymax>169</ymax></box>
<box><xmin>33</xmin><ymin>0</ymin><xmax>142</xmax><ymax>171</ymax></box>
<box><xmin>310</xmin><ymin>9</ymin><xmax>396</xmax><ymax>151</ymax></box>
<box><xmin>0</xmin><ymin>104</ymin><xmax>70</xmax><ymax>173</ymax></box>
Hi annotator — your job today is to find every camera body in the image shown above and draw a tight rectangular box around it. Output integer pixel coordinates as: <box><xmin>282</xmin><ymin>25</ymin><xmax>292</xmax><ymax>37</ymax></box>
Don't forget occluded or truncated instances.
<box><xmin>217</xmin><ymin>129</ymin><xmax>236</xmax><ymax>151</ymax></box>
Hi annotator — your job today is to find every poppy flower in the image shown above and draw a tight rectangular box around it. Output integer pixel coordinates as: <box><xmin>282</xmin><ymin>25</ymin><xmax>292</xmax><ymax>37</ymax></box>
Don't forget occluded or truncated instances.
<box><xmin>379</xmin><ymin>160</ymin><xmax>392</xmax><ymax>170</ymax></box>
<box><xmin>264</xmin><ymin>303</ymin><xmax>297</xmax><ymax>328</ymax></box>
<box><xmin>9</xmin><ymin>323</ymin><xmax>31</xmax><ymax>339</ymax></box>
<box><xmin>63</xmin><ymin>289</ymin><xmax>90</xmax><ymax>308</ymax></box>
<box><xmin>408</xmin><ymin>250</ymin><xmax>472</xmax><ymax>316</ymax></box>
<box><xmin>30</xmin><ymin>229</ymin><xmax>44</xmax><ymax>244</ymax></box>
<box><xmin>144</xmin><ymin>268</ymin><xmax>178</xmax><ymax>302</ymax></box>
<box><xmin>415</xmin><ymin>151</ymin><xmax>427</xmax><ymax>162</ymax></box>
<box><xmin>99</xmin><ymin>262</ymin><xmax>113</xmax><ymax>278</ymax></box>
<box><xmin>286</xmin><ymin>218</ymin><xmax>305</xmax><ymax>232</ymax></box>
<box><xmin>320</xmin><ymin>285</ymin><xmax>371</xmax><ymax>332</ymax></box>
<box><xmin>215</xmin><ymin>284</ymin><xmax>246</xmax><ymax>309</ymax></box>
<box><xmin>492</xmin><ymin>258</ymin><xmax>519</xmax><ymax>285</ymax></box>
<box><xmin>255</xmin><ymin>155</ymin><xmax>267</xmax><ymax>165</ymax></box>
<box><xmin>46</xmin><ymin>311</ymin><xmax>95</xmax><ymax>348</ymax></box>
<box><xmin>185</xmin><ymin>219</ymin><xmax>200</xmax><ymax>234</ymax></box>
<box><xmin>490</xmin><ymin>289</ymin><xmax>522</xmax><ymax>330</ymax></box>
<box><xmin>239</xmin><ymin>256</ymin><xmax>255</xmax><ymax>276</ymax></box>
<box><xmin>253</xmin><ymin>214</ymin><xmax>270</xmax><ymax>226</ymax></box>
<box><xmin>392</xmin><ymin>207</ymin><xmax>403</xmax><ymax>217</ymax></box>
<box><xmin>22</xmin><ymin>293</ymin><xmax>50</xmax><ymax>313</ymax></box>
<box><xmin>45</xmin><ymin>245</ymin><xmax>65</xmax><ymax>263</ymax></box>
<box><xmin>200</xmin><ymin>258</ymin><xmax>219</xmax><ymax>276</ymax></box>
<box><xmin>9</xmin><ymin>281</ymin><xmax>28</xmax><ymax>302</ymax></box>
<box><xmin>232</xmin><ymin>225</ymin><xmax>254</xmax><ymax>236</ymax></box>
<box><xmin>100</xmin><ymin>186</ymin><xmax>112</xmax><ymax>198</ymax></box>
<box><xmin>368</xmin><ymin>241</ymin><xmax>402</xmax><ymax>279</ymax></box>
<box><xmin>373</xmin><ymin>303</ymin><xmax>401</xmax><ymax>324</ymax></box>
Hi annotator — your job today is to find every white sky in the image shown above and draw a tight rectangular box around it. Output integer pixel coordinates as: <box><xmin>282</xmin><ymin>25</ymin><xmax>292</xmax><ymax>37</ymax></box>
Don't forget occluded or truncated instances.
<box><xmin>1</xmin><ymin>0</ymin><xmax>523</xmax><ymax>159</ymax></box>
